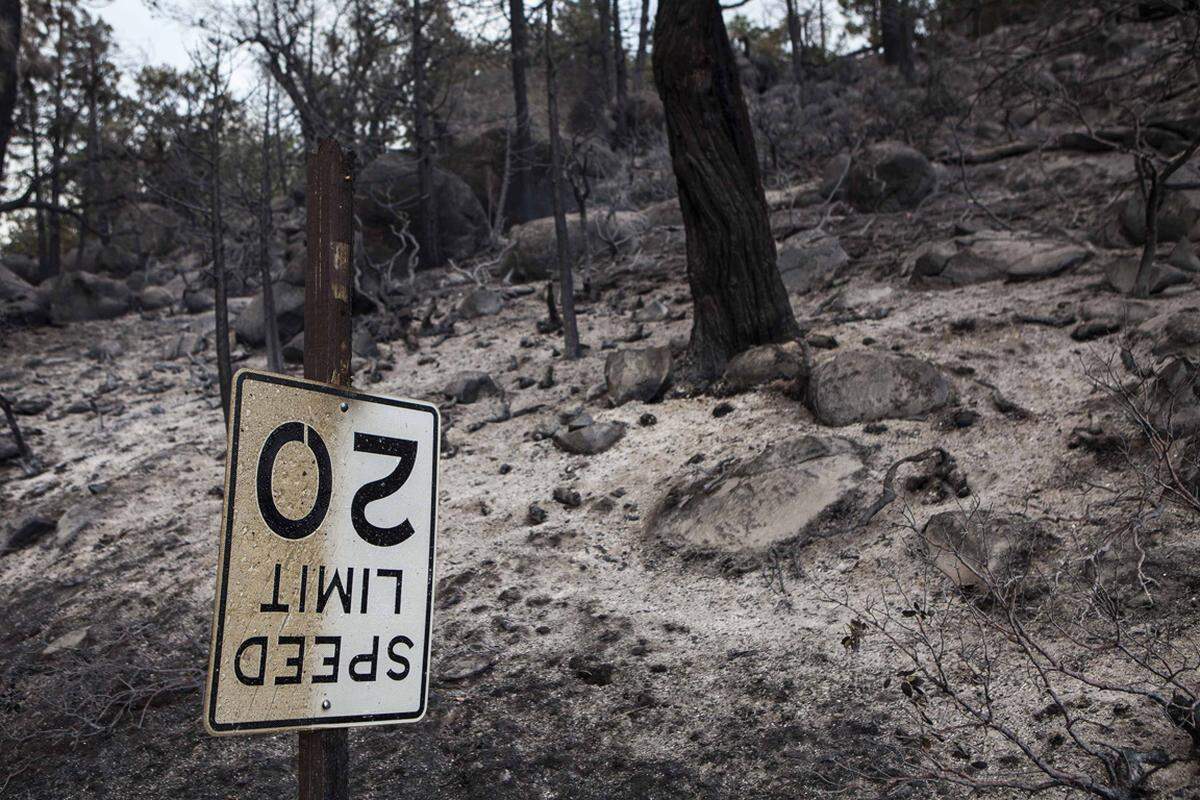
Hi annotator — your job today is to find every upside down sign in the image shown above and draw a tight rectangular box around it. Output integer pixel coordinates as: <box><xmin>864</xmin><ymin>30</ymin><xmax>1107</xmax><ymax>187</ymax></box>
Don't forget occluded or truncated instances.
<box><xmin>204</xmin><ymin>369</ymin><xmax>440</xmax><ymax>735</ymax></box>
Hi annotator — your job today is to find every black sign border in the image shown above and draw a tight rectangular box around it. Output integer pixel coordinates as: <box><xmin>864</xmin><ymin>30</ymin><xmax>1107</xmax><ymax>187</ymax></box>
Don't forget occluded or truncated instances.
<box><xmin>206</xmin><ymin>369</ymin><xmax>440</xmax><ymax>734</ymax></box>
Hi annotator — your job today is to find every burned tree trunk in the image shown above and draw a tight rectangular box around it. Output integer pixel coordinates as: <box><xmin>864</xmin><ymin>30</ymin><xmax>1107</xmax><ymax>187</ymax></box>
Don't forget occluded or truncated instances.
<box><xmin>508</xmin><ymin>0</ymin><xmax>535</xmax><ymax>225</ymax></box>
<box><xmin>612</xmin><ymin>0</ymin><xmax>629</xmax><ymax>145</ymax></box>
<box><xmin>546</xmin><ymin>0</ymin><xmax>580</xmax><ymax>359</ymax></box>
<box><xmin>653</xmin><ymin>0</ymin><xmax>798</xmax><ymax>379</ymax></box>
<box><xmin>784</xmin><ymin>0</ymin><xmax>805</xmax><ymax>92</ymax></box>
<box><xmin>634</xmin><ymin>0</ymin><xmax>650</xmax><ymax>92</ymax></box>
<box><xmin>597</xmin><ymin>0</ymin><xmax>614</xmax><ymax>102</ymax></box>
<box><xmin>207</xmin><ymin>48</ymin><xmax>232</xmax><ymax>424</ymax></box>
<box><xmin>259</xmin><ymin>80</ymin><xmax>283</xmax><ymax>372</ymax></box>
<box><xmin>880</xmin><ymin>0</ymin><xmax>914</xmax><ymax>81</ymax></box>
<box><xmin>0</xmin><ymin>0</ymin><xmax>21</xmax><ymax>188</ymax></box>
<box><xmin>411</xmin><ymin>0</ymin><xmax>441</xmax><ymax>269</ymax></box>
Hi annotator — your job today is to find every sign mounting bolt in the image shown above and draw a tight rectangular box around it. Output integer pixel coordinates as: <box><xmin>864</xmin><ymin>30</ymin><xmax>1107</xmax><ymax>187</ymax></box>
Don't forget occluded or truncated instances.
<box><xmin>322</xmin><ymin>699</ymin><xmax>332</xmax><ymax>710</ymax></box>
<box><xmin>340</xmin><ymin>402</ymin><xmax>349</xmax><ymax>412</ymax></box>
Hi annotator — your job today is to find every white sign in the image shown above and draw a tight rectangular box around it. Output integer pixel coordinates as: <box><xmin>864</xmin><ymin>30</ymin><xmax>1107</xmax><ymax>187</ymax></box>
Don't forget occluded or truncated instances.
<box><xmin>204</xmin><ymin>369</ymin><xmax>439</xmax><ymax>735</ymax></box>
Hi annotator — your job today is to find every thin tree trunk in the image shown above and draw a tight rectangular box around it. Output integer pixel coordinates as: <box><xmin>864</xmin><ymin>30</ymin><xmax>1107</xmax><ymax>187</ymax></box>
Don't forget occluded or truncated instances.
<box><xmin>546</xmin><ymin>0</ymin><xmax>580</xmax><ymax>360</ymax></box>
<box><xmin>411</xmin><ymin>0</ymin><xmax>441</xmax><ymax>269</ymax></box>
<box><xmin>508</xmin><ymin>0</ymin><xmax>534</xmax><ymax>225</ymax></box>
<box><xmin>784</xmin><ymin>0</ymin><xmax>805</xmax><ymax>91</ymax></box>
<box><xmin>653</xmin><ymin>0</ymin><xmax>798</xmax><ymax>379</ymax></box>
<box><xmin>0</xmin><ymin>0</ymin><xmax>21</xmax><ymax>189</ymax></box>
<box><xmin>209</xmin><ymin>51</ymin><xmax>232</xmax><ymax>424</ymax></box>
<box><xmin>259</xmin><ymin>80</ymin><xmax>283</xmax><ymax>372</ymax></box>
<box><xmin>26</xmin><ymin>81</ymin><xmax>46</xmax><ymax>270</ymax></box>
<box><xmin>597</xmin><ymin>0</ymin><xmax>614</xmax><ymax>102</ymax></box>
<box><xmin>881</xmin><ymin>0</ymin><xmax>914</xmax><ymax>81</ymax></box>
<box><xmin>633</xmin><ymin>0</ymin><xmax>650</xmax><ymax>92</ymax></box>
<box><xmin>612</xmin><ymin>0</ymin><xmax>629</xmax><ymax>145</ymax></box>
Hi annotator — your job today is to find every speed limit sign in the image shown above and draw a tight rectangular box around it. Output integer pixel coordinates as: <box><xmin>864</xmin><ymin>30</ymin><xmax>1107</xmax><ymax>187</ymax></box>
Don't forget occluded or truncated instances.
<box><xmin>204</xmin><ymin>369</ymin><xmax>440</xmax><ymax>735</ymax></box>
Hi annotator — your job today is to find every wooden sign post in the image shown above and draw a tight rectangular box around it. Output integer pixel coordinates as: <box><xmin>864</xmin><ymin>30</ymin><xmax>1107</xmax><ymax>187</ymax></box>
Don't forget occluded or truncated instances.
<box><xmin>299</xmin><ymin>138</ymin><xmax>354</xmax><ymax>800</ymax></box>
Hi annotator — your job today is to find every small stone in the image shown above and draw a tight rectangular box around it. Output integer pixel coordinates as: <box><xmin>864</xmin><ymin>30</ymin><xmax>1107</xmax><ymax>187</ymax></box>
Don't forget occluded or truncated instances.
<box><xmin>527</xmin><ymin>503</ymin><xmax>548</xmax><ymax>525</ymax></box>
<box><xmin>638</xmin><ymin>412</ymin><xmax>657</xmax><ymax>426</ymax></box>
<box><xmin>553</xmin><ymin>487</ymin><xmax>582</xmax><ymax>508</ymax></box>
<box><xmin>952</xmin><ymin>409</ymin><xmax>980</xmax><ymax>428</ymax></box>
<box><xmin>1071</xmin><ymin>319</ymin><xmax>1120</xmax><ymax>342</ymax></box>
<box><xmin>499</xmin><ymin>463</ymin><xmax>513</xmax><ymax>475</ymax></box>
<box><xmin>12</xmin><ymin>397</ymin><xmax>51</xmax><ymax>415</ymax></box>
<box><xmin>3</xmin><ymin>514</ymin><xmax>58</xmax><ymax>554</ymax></box>
<box><xmin>537</xmin><ymin>365</ymin><xmax>555</xmax><ymax>389</ymax></box>
<box><xmin>444</xmin><ymin>371</ymin><xmax>502</xmax><ymax>404</ymax></box>
<box><xmin>457</xmin><ymin>287</ymin><xmax>503</xmax><ymax>319</ymax></box>
<box><xmin>553</xmin><ymin>422</ymin><xmax>626</xmax><ymax>455</ymax></box>
<box><xmin>42</xmin><ymin>626</ymin><xmax>91</xmax><ymax>656</ymax></box>
<box><xmin>605</xmin><ymin>347</ymin><xmax>672</xmax><ymax>406</ymax></box>
<box><xmin>568</xmin><ymin>655</ymin><xmax>615</xmax><ymax>686</ymax></box>
<box><xmin>632</xmin><ymin>299</ymin><xmax>670</xmax><ymax>323</ymax></box>
<box><xmin>807</xmin><ymin>333</ymin><xmax>838</xmax><ymax>349</ymax></box>
<box><xmin>713</xmin><ymin>402</ymin><xmax>735</xmax><ymax>418</ymax></box>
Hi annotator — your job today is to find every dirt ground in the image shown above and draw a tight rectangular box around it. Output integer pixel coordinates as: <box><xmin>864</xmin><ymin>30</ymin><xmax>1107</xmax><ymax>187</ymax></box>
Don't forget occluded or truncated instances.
<box><xmin>4</xmin><ymin>160</ymin><xmax>1200</xmax><ymax>798</ymax></box>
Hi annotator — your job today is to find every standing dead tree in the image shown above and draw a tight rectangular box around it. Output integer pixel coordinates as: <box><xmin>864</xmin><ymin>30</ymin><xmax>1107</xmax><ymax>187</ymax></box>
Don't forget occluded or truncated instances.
<box><xmin>653</xmin><ymin>0</ymin><xmax>798</xmax><ymax>380</ymax></box>
<box><xmin>545</xmin><ymin>0</ymin><xmax>580</xmax><ymax>359</ymax></box>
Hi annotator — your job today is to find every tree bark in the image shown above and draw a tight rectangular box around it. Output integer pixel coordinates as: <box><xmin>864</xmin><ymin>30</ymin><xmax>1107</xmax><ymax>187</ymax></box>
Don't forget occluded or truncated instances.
<box><xmin>653</xmin><ymin>0</ymin><xmax>798</xmax><ymax>379</ymax></box>
<box><xmin>597</xmin><ymin>0</ymin><xmax>614</xmax><ymax>102</ymax></box>
<box><xmin>784</xmin><ymin>0</ymin><xmax>805</xmax><ymax>90</ymax></box>
<box><xmin>546</xmin><ymin>0</ymin><xmax>580</xmax><ymax>359</ymax></box>
<box><xmin>411</xmin><ymin>0</ymin><xmax>441</xmax><ymax>269</ymax></box>
<box><xmin>880</xmin><ymin>0</ymin><xmax>914</xmax><ymax>81</ymax></box>
<box><xmin>0</xmin><ymin>0</ymin><xmax>20</xmax><ymax>189</ymax></box>
<box><xmin>633</xmin><ymin>0</ymin><xmax>650</xmax><ymax>92</ymax></box>
<box><xmin>259</xmin><ymin>79</ymin><xmax>283</xmax><ymax>372</ymax></box>
<box><xmin>508</xmin><ymin>0</ymin><xmax>534</xmax><ymax>225</ymax></box>
<box><xmin>208</xmin><ymin>48</ymin><xmax>232</xmax><ymax>424</ymax></box>
<box><xmin>612</xmin><ymin>0</ymin><xmax>629</xmax><ymax>145</ymax></box>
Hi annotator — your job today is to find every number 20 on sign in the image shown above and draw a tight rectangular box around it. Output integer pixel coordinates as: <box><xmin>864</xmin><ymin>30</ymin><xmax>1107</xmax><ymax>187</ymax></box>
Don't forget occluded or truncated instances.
<box><xmin>204</xmin><ymin>369</ymin><xmax>440</xmax><ymax>735</ymax></box>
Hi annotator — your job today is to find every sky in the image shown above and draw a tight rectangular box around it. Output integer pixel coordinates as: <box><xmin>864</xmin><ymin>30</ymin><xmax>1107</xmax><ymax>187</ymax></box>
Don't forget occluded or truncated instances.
<box><xmin>91</xmin><ymin>0</ymin><xmax>817</xmax><ymax>80</ymax></box>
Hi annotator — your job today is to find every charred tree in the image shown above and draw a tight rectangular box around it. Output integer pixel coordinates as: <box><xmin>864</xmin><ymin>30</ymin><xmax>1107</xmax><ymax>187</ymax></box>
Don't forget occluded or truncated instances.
<box><xmin>880</xmin><ymin>0</ymin><xmax>914</xmax><ymax>81</ymax></box>
<box><xmin>596</xmin><ymin>0</ymin><xmax>614</xmax><ymax>102</ymax></box>
<box><xmin>0</xmin><ymin>0</ymin><xmax>20</xmax><ymax>188</ymax></box>
<box><xmin>633</xmin><ymin>0</ymin><xmax>650</xmax><ymax>92</ymax></box>
<box><xmin>411</xmin><ymin>0</ymin><xmax>441</xmax><ymax>269</ymax></box>
<box><xmin>259</xmin><ymin>80</ymin><xmax>283</xmax><ymax>372</ymax></box>
<box><xmin>507</xmin><ymin>0</ymin><xmax>535</xmax><ymax>225</ymax></box>
<box><xmin>784</xmin><ymin>0</ymin><xmax>805</xmax><ymax>92</ymax></box>
<box><xmin>612</xmin><ymin>0</ymin><xmax>629</xmax><ymax>144</ymax></box>
<box><xmin>653</xmin><ymin>0</ymin><xmax>798</xmax><ymax>379</ymax></box>
<box><xmin>545</xmin><ymin>0</ymin><xmax>580</xmax><ymax>359</ymax></box>
<box><xmin>206</xmin><ymin>44</ymin><xmax>232</xmax><ymax>424</ymax></box>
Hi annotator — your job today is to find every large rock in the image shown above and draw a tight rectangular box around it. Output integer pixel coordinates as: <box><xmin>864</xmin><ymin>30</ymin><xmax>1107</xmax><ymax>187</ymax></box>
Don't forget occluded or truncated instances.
<box><xmin>4</xmin><ymin>253</ymin><xmax>52</xmax><ymax>286</ymax></box>
<box><xmin>503</xmin><ymin>211</ymin><xmax>650</xmax><ymax>281</ymax></box>
<box><xmin>909</xmin><ymin>231</ymin><xmax>1089</xmax><ymax>289</ymax></box>
<box><xmin>921</xmin><ymin>511</ymin><xmax>1051</xmax><ymax>594</ymax></box>
<box><xmin>444</xmin><ymin>371</ymin><xmax>502</xmax><ymax>404</ymax></box>
<box><xmin>806</xmin><ymin>350</ymin><xmax>952</xmax><ymax>426</ymax></box>
<box><xmin>723</xmin><ymin>342</ymin><xmax>807</xmax><ymax>391</ymax></box>
<box><xmin>356</xmin><ymin>151</ymin><xmax>490</xmax><ymax>267</ymax></box>
<box><xmin>642</xmin><ymin>198</ymin><xmax>683</xmax><ymax>227</ymax></box>
<box><xmin>1120</xmin><ymin>191</ymin><xmax>1198</xmax><ymax>246</ymax></box>
<box><xmin>605</xmin><ymin>347</ymin><xmax>672</xmax><ymax>405</ymax></box>
<box><xmin>1104</xmin><ymin>259</ymin><xmax>1191</xmax><ymax>295</ymax></box>
<box><xmin>48</xmin><ymin>271</ymin><xmax>131</xmax><ymax>323</ymax></box>
<box><xmin>95</xmin><ymin>203</ymin><xmax>185</xmax><ymax>275</ymax></box>
<box><xmin>138</xmin><ymin>285</ymin><xmax>174</xmax><ymax>311</ymax></box>
<box><xmin>233</xmin><ymin>282</ymin><xmax>305</xmax><ymax>346</ymax></box>
<box><xmin>443</xmin><ymin>127</ymin><xmax>556</xmax><ymax>225</ymax></box>
<box><xmin>3</xmin><ymin>514</ymin><xmax>57</xmax><ymax>555</ymax></box>
<box><xmin>457</xmin><ymin>287</ymin><xmax>503</xmax><ymax>319</ymax></box>
<box><xmin>646</xmin><ymin>436</ymin><xmax>866</xmax><ymax>557</ymax></box>
<box><xmin>553</xmin><ymin>421</ymin><xmax>626</xmax><ymax>455</ymax></box>
<box><xmin>842</xmin><ymin>142</ymin><xmax>937</xmax><ymax>213</ymax></box>
<box><xmin>776</xmin><ymin>230</ymin><xmax>850</xmax><ymax>294</ymax></box>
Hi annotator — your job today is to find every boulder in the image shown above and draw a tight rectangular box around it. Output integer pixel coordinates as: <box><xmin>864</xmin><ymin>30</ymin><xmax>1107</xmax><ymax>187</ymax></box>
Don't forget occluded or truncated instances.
<box><xmin>1145</xmin><ymin>358</ymin><xmax>1200</xmax><ymax>437</ymax></box>
<box><xmin>553</xmin><ymin>421</ymin><xmax>626</xmax><ymax>455</ymax></box>
<box><xmin>183</xmin><ymin>286</ymin><xmax>215</xmax><ymax>314</ymax></box>
<box><xmin>503</xmin><ymin>211</ymin><xmax>650</xmax><ymax>281</ymax></box>
<box><xmin>844</xmin><ymin>142</ymin><xmax>937</xmax><ymax>213</ymax></box>
<box><xmin>806</xmin><ymin>350</ymin><xmax>952</xmax><ymax>426</ymax></box>
<box><xmin>723</xmin><ymin>342</ymin><xmax>807</xmax><ymax>391</ymax></box>
<box><xmin>4</xmin><ymin>253</ymin><xmax>52</xmax><ymax>286</ymax></box>
<box><xmin>112</xmin><ymin>203</ymin><xmax>184</xmax><ymax>256</ymax></box>
<box><xmin>138</xmin><ymin>285</ymin><xmax>174</xmax><ymax>311</ymax></box>
<box><xmin>283</xmin><ymin>332</ymin><xmax>304</xmax><ymax>364</ymax></box>
<box><xmin>1168</xmin><ymin>237</ymin><xmax>1200</xmax><ymax>273</ymax></box>
<box><xmin>1104</xmin><ymin>260</ymin><xmax>1191</xmax><ymax>295</ymax></box>
<box><xmin>356</xmin><ymin>151</ymin><xmax>490</xmax><ymax>267</ymax></box>
<box><xmin>776</xmin><ymin>230</ymin><xmax>850</xmax><ymax>294</ymax></box>
<box><xmin>48</xmin><ymin>271</ymin><xmax>131</xmax><ymax>323</ymax></box>
<box><xmin>233</xmin><ymin>282</ymin><xmax>305</xmax><ymax>346</ymax></box>
<box><xmin>1142</xmin><ymin>309</ymin><xmax>1200</xmax><ymax>357</ymax></box>
<box><xmin>1120</xmin><ymin>191</ymin><xmax>1198</xmax><ymax>245</ymax></box>
<box><xmin>605</xmin><ymin>347</ymin><xmax>672</xmax><ymax>405</ymax></box>
<box><xmin>908</xmin><ymin>231</ymin><xmax>1089</xmax><ymax>289</ymax></box>
<box><xmin>457</xmin><ymin>287</ymin><xmax>503</xmax><ymax>319</ymax></box>
<box><xmin>921</xmin><ymin>511</ymin><xmax>1051</xmax><ymax>594</ymax></box>
<box><xmin>444</xmin><ymin>371</ymin><xmax>502</xmax><ymax>404</ymax></box>
<box><xmin>443</xmin><ymin>127</ymin><xmax>556</xmax><ymax>225</ymax></box>
<box><xmin>642</xmin><ymin>198</ymin><xmax>683</xmax><ymax>227</ymax></box>
<box><xmin>3</xmin><ymin>513</ymin><xmax>57</xmax><ymax>555</ymax></box>
<box><xmin>646</xmin><ymin>436</ymin><xmax>866</xmax><ymax>556</ymax></box>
